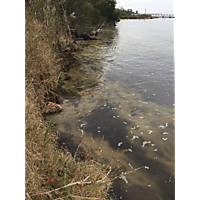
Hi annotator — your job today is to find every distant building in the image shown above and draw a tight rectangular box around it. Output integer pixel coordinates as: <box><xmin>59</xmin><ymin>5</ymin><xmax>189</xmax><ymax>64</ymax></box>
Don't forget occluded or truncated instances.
<box><xmin>136</xmin><ymin>10</ymin><xmax>138</xmax><ymax>14</ymax></box>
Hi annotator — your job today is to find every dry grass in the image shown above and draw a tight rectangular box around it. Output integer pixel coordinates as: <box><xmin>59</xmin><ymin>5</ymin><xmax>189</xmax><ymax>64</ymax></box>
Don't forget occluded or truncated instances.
<box><xmin>25</xmin><ymin>133</ymin><xmax>113</xmax><ymax>199</ymax></box>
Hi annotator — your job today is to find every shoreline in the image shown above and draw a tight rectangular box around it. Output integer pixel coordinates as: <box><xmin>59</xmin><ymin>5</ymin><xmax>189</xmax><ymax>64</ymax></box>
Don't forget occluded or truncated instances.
<box><xmin>120</xmin><ymin>14</ymin><xmax>158</xmax><ymax>19</ymax></box>
<box><xmin>25</xmin><ymin>2</ymin><xmax>118</xmax><ymax>198</ymax></box>
<box><xmin>25</xmin><ymin>37</ymin><xmax>116</xmax><ymax>200</ymax></box>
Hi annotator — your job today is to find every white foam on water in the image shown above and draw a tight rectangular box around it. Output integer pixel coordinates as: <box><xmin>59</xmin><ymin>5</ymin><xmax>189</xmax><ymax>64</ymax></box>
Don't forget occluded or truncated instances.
<box><xmin>118</xmin><ymin>142</ymin><xmax>123</xmax><ymax>146</ymax></box>
<box><xmin>79</xmin><ymin>129</ymin><xmax>84</xmax><ymax>135</ymax></box>
<box><xmin>120</xmin><ymin>174</ymin><xmax>128</xmax><ymax>184</ymax></box>
<box><xmin>148</xmin><ymin>130</ymin><xmax>153</xmax><ymax>134</ymax></box>
<box><xmin>163</xmin><ymin>132</ymin><xmax>169</xmax><ymax>134</ymax></box>
<box><xmin>142</xmin><ymin>141</ymin><xmax>151</xmax><ymax>147</ymax></box>
<box><xmin>132</xmin><ymin>136</ymin><xmax>139</xmax><ymax>140</ymax></box>
<box><xmin>128</xmin><ymin>163</ymin><xmax>133</xmax><ymax>169</ymax></box>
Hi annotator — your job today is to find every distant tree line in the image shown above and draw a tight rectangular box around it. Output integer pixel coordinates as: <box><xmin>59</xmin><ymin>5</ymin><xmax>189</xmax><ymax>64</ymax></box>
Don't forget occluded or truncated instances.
<box><xmin>117</xmin><ymin>7</ymin><xmax>155</xmax><ymax>19</ymax></box>
<box><xmin>117</xmin><ymin>8</ymin><xmax>137</xmax><ymax>16</ymax></box>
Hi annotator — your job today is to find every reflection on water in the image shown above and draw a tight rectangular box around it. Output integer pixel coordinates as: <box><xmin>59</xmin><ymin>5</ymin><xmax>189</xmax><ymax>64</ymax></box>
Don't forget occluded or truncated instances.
<box><xmin>54</xmin><ymin>19</ymin><xmax>175</xmax><ymax>200</ymax></box>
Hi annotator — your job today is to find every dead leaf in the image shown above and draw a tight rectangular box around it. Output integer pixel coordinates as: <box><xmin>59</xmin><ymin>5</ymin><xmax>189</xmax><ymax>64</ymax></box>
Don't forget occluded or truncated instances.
<box><xmin>40</xmin><ymin>178</ymin><xmax>54</xmax><ymax>188</ymax></box>
<box><xmin>53</xmin><ymin>162</ymin><xmax>62</xmax><ymax>169</ymax></box>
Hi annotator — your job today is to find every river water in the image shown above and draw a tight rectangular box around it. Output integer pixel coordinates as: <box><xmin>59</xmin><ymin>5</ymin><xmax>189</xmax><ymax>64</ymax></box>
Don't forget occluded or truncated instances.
<box><xmin>55</xmin><ymin>19</ymin><xmax>175</xmax><ymax>200</ymax></box>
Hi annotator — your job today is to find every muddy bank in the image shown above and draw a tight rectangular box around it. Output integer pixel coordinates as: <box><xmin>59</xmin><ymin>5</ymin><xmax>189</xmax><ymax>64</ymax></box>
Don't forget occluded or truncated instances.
<box><xmin>54</xmin><ymin>27</ymin><xmax>118</xmax><ymax>103</ymax></box>
<box><xmin>49</xmin><ymin>43</ymin><xmax>104</xmax><ymax>149</ymax></box>
<box><xmin>55</xmin><ymin>44</ymin><xmax>105</xmax><ymax>101</ymax></box>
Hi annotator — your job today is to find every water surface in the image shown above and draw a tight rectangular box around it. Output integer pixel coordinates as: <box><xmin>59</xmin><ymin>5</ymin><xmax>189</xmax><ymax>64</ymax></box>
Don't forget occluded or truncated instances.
<box><xmin>55</xmin><ymin>19</ymin><xmax>175</xmax><ymax>200</ymax></box>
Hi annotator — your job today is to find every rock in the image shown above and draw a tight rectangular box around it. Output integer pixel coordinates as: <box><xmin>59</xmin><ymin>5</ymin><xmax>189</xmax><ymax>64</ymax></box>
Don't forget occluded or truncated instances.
<box><xmin>45</xmin><ymin>102</ymin><xmax>63</xmax><ymax>115</ymax></box>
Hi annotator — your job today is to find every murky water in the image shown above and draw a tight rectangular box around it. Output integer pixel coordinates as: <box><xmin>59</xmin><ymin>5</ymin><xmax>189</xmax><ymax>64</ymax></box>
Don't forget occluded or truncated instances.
<box><xmin>54</xmin><ymin>19</ymin><xmax>175</xmax><ymax>200</ymax></box>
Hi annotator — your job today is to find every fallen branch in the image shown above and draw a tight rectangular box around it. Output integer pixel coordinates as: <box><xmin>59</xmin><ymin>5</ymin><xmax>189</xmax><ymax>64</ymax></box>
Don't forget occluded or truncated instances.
<box><xmin>30</xmin><ymin>167</ymin><xmax>111</xmax><ymax>197</ymax></box>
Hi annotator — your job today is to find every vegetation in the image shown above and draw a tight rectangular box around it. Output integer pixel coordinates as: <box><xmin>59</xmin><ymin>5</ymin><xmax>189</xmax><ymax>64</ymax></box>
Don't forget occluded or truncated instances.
<box><xmin>25</xmin><ymin>0</ymin><xmax>120</xmax><ymax>39</ymax></box>
<box><xmin>95</xmin><ymin>0</ymin><xmax>120</xmax><ymax>25</ymax></box>
<box><xmin>117</xmin><ymin>7</ymin><xmax>157</xmax><ymax>19</ymax></box>
<box><xmin>25</xmin><ymin>0</ymin><xmax>124</xmax><ymax>199</ymax></box>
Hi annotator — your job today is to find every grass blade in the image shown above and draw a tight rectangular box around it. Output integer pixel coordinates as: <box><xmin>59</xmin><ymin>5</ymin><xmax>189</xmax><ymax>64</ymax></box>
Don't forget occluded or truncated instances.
<box><xmin>44</xmin><ymin>116</ymin><xmax>54</xmax><ymax>142</ymax></box>
<box><xmin>42</xmin><ymin>138</ymin><xmax>51</xmax><ymax>148</ymax></box>
<box><xmin>52</xmin><ymin>152</ymin><xmax>60</xmax><ymax>166</ymax></box>
<box><xmin>87</xmin><ymin>179</ymin><xmax>115</xmax><ymax>191</ymax></box>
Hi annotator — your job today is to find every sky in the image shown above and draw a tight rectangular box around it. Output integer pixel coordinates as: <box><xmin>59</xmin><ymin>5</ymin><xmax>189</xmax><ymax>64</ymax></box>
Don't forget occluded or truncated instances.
<box><xmin>116</xmin><ymin>0</ymin><xmax>174</xmax><ymax>14</ymax></box>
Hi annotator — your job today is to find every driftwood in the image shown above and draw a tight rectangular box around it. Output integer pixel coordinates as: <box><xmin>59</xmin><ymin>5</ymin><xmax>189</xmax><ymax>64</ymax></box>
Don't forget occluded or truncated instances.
<box><xmin>91</xmin><ymin>21</ymin><xmax>105</xmax><ymax>36</ymax></box>
<box><xmin>71</xmin><ymin>31</ymin><xmax>98</xmax><ymax>40</ymax></box>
